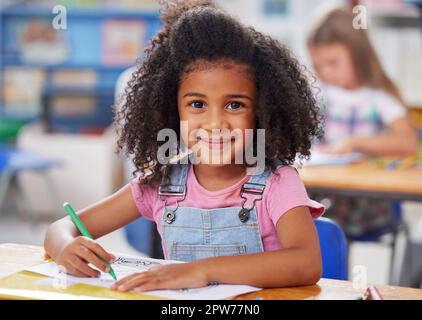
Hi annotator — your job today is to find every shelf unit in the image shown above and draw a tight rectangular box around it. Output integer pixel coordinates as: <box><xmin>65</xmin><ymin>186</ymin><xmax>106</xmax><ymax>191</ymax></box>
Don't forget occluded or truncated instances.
<box><xmin>0</xmin><ymin>3</ymin><xmax>161</xmax><ymax>133</ymax></box>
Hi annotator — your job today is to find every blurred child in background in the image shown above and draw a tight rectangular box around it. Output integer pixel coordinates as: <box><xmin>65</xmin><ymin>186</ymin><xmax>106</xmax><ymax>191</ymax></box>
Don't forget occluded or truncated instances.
<box><xmin>307</xmin><ymin>7</ymin><xmax>419</xmax><ymax>238</ymax></box>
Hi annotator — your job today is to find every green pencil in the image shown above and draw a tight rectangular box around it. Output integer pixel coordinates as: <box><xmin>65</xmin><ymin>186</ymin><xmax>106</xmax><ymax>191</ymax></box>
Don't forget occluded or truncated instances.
<box><xmin>63</xmin><ymin>202</ymin><xmax>117</xmax><ymax>281</ymax></box>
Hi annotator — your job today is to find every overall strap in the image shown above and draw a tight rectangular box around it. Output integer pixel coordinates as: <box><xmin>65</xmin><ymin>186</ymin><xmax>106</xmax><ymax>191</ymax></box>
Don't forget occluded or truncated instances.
<box><xmin>242</xmin><ymin>161</ymin><xmax>284</xmax><ymax>192</ymax></box>
<box><xmin>158</xmin><ymin>164</ymin><xmax>190</xmax><ymax>223</ymax></box>
<box><xmin>239</xmin><ymin>162</ymin><xmax>284</xmax><ymax>220</ymax></box>
<box><xmin>158</xmin><ymin>164</ymin><xmax>189</xmax><ymax>197</ymax></box>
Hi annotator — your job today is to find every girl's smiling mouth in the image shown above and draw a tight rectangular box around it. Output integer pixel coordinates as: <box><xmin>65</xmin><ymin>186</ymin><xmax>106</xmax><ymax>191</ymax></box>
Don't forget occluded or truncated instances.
<box><xmin>197</xmin><ymin>137</ymin><xmax>234</xmax><ymax>150</ymax></box>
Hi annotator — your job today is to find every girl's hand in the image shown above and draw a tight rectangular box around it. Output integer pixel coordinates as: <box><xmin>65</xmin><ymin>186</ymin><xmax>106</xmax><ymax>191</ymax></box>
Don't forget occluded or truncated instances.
<box><xmin>111</xmin><ymin>262</ymin><xmax>208</xmax><ymax>292</ymax></box>
<box><xmin>56</xmin><ymin>236</ymin><xmax>115</xmax><ymax>278</ymax></box>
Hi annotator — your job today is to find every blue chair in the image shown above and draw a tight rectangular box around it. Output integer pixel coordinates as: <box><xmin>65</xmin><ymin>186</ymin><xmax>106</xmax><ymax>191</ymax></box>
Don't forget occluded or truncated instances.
<box><xmin>315</xmin><ymin>217</ymin><xmax>349</xmax><ymax>280</ymax></box>
<box><xmin>347</xmin><ymin>202</ymin><xmax>404</xmax><ymax>242</ymax></box>
<box><xmin>0</xmin><ymin>144</ymin><xmax>61</xmax><ymax>220</ymax></box>
<box><xmin>347</xmin><ymin>202</ymin><xmax>412</xmax><ymax>286</ymax></box>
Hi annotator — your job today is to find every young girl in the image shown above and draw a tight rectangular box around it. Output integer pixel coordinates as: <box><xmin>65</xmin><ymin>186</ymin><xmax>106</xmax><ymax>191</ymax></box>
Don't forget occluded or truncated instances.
<box><xmin>307</xmin><ymin>8</ymin><xmax>419</xmax><ymax>237</ymax></box>
<box><xmin>44</xmin><ymin>0</ymin><xmax>324</xmax><ymax>292</ymax></box>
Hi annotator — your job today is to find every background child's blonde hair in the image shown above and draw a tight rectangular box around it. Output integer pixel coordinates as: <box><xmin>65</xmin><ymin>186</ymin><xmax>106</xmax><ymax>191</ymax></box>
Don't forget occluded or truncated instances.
<box><xmin>307</xmin><ymin>7</ymin><xmax>405</xmax><ymax>106</ymax></box>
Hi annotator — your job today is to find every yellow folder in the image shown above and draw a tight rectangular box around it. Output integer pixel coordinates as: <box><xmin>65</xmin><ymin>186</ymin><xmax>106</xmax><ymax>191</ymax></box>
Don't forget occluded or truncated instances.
<box><xmin>0</xmin><ymin>270</ymin><xmax>165</xmax><ymax>300</ymax></box>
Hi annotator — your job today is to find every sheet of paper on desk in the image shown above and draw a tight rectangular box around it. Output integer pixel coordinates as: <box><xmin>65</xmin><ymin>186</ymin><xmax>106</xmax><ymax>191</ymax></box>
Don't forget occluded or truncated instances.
<box><xmin>25</xmin><ymin>253</ymin><xmax>261</xmax><ymax>300</ymax></box>
<box><xmin>299</xmin><ymin>150</ymin><xmax>363</xmax><ymax>167</ymax></box>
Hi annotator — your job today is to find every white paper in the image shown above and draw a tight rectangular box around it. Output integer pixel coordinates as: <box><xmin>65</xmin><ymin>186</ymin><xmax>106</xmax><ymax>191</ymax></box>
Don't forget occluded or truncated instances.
<box><xmin>25</xmin><ymin>252</ymin><xmax>261</xmax><ymax>300</ymax></box>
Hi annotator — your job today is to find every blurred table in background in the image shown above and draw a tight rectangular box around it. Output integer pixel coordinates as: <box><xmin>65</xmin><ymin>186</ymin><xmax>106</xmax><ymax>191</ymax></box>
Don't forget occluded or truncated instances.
<box><xmin>298</xmin><ymin>161</ymin><xmax>422</xmax><ymax>201</ymax></box>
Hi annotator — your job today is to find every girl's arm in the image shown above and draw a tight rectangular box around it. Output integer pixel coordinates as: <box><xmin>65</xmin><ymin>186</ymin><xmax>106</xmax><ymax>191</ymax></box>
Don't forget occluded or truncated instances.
<box><xmin>112</xmin><ymin>206</ymin><xmax>322</xmax><ymax>291</ymax></box>
<box><xmin>326</xmin><ymin>117</ymin><xmax>419</xmax><ymax>156</ymax></box>
<box><xmin>197</xmin><ymin>206</ymin><xmax>322</xmax><ymax>288</ymax></box>
<box><xmin>44</xmin><ymin>183</ymin><xmax>141</xmax><ymax>277</ymax></box>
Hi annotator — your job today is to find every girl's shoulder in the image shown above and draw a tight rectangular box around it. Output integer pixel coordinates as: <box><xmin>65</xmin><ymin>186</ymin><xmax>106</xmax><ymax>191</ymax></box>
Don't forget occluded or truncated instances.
<box><xmin>262</xmin><ymin>164</ymin><xmax>325</xmax><ymax>219</ymax></box>
<box><xmin>265</xmin><ymin>164</ymin><xmax>301</xmax><ymax>187</ymax></box>
<box><xmin>371</xmin><ymin>88</ymin><xmax>404</xmax><ymax>108</ymax></box>
<box><xmin>323</xmin><ymin>83</ymin><xmax>400</xmax><ymax>104</ymax></box>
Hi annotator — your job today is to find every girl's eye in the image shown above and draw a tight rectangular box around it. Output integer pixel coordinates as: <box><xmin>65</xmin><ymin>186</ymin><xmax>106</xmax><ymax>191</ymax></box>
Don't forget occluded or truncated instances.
<box><xmin>189</xmin><ymin>101</ymin><xmax>205</xmax><ymax>109</ymax></box>
<box><xmin>226</xmin><ymin>102</ymin><xmax>244</xmax><ymax>110</ymax></box>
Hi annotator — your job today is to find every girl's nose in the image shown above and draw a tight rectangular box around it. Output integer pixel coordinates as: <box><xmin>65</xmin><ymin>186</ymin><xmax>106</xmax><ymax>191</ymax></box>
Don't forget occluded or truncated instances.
<box><xmin>203</xmin><ymin>107</ymin><xmax>229</xmax><ymax>130</ymax></box>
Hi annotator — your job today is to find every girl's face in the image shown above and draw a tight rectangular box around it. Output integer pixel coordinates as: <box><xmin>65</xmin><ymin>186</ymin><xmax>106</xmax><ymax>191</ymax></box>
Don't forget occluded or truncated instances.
<box><xmin>177</xmin><ymin>60</ymin><xmax>257</xmax><ymax>166</ymax></box>
<box><xmin>309</xmin><ymin>43</ymin><xmax>360</xmax><ymax>90</ymax></box>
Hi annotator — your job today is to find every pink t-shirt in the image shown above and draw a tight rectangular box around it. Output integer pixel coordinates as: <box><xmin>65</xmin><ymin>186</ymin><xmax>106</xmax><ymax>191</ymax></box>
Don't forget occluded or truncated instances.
<box><xmin>130</xmin><ymin>165</ymin><xmax>324</xmax><ymax>257</ymax></box>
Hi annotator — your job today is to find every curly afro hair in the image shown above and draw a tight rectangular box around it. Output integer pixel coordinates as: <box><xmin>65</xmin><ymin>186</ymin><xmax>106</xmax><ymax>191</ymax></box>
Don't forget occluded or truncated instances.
<box><xmin>115</xmin><ymin>0</ymin><xmax>322</xmax><ymax>186</ymax></box>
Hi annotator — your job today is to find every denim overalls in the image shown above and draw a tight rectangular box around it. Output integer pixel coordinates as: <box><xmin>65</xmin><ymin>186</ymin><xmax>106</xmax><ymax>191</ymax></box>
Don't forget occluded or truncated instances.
<box><xmin>158</xmin><ymin>164</ymin><xmax>275</xmax><ymax>262</ymax></box>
